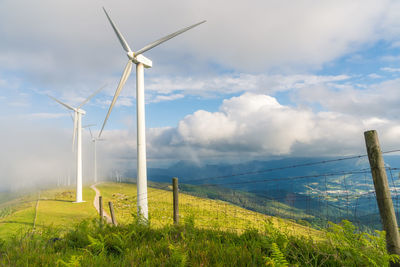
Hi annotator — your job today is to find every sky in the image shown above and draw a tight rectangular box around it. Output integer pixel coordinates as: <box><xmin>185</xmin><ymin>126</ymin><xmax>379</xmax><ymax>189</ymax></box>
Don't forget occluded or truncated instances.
<box><xmin>1</xmin><ymin>0</ymin><xmax>400</xmax><ymax>189</ymax></box>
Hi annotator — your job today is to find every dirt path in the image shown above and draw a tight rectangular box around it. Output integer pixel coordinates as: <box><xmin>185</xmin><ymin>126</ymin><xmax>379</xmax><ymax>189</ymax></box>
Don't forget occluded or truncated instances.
<box><xmin>90</xmin><ymin>183</ymin><xmax>112</xmax><ymax>223</ymax></box>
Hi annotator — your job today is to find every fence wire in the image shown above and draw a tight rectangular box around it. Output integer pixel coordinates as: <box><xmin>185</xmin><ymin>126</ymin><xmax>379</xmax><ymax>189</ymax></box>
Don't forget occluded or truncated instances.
<box><xmin>110</xmin><ymin>150</ymin><xmax>400</xmax><ymax>234</ymax></box>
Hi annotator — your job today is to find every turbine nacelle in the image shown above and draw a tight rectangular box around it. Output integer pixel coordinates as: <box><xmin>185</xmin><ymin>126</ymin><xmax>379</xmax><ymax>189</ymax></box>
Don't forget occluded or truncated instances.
<box><xmin>133</xmin><ymin>54</ymin><xmax>153</xmax><ymax>68</ymax></box>
<box><xmin>76</xmin><ymin>109</ymin><xmax>86</xmax><ymax>115</ymax></box>
<box><xmin>127</xmin><ymin>52</ymin><xmax>152</xmax><ymax>68</ymax></box>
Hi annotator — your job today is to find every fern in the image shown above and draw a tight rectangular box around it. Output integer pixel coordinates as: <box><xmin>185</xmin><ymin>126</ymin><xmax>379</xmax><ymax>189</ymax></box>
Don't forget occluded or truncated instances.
<box><xmin>57</xmin><ymin>255</ymin><xmax>83</xmax><ymax>267</ymax></box>
<box><xmin>87</xmin><ymin>234</ymin><xmax>105</xmax><ymax>255</ymax></box>
<box><xmin>168</xmin><ymin>243</ymin><xmax>187</xmax><ymax>267</ymax></box>
<box><xmin>264</xmin><ymin>242</ymin><xmax>288</xmax><ymax>267</ymax></box>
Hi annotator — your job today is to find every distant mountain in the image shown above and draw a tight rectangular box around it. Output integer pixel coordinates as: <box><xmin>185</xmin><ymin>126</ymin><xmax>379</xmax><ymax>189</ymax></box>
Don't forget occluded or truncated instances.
<box><xmin>145</xmin><ymin>155</ymin><xmax>400</xmax><ymax>190</ymax></box>
<box><xmin>124</xmin><ymin>155</ymin><xmax>400</xmax><ymax>229</ymax></box>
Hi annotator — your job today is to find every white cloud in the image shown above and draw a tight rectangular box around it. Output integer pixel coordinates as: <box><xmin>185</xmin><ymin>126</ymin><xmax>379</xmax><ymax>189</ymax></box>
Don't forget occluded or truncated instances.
<box><xmin>362</xmin><ymin>117</ymin><xmax>390</xmax><ymax>127</ymax></box>
<box><xmin>4</xmin><ymin>90</ymin><xmax>399</xmax><ymax>191</ymax></box>
<box><xmin>293</xmin><ymin>78</ymin><xmax>400</xmax><ymax>119</ymax></box>
<box><xmin>150</xmin><ymin>94</ymin><xmax>185</xmax><ymax>103</ymax></box>
<box><xmin>81</xmin><ymin>87</ymin><xmax>400</xmax><ymax>165</ymax></box>
<box><xmin>0</xmin><ymin>0</ymin><xmax>398</xmax><ymax>94</ymax></box>
<box><xmin>175</xmin><ymin>110</ymin><xmax>238</xmax><ymax>146</ymax></box>
<box><xmin>143</xmin><ymin>91</ymin><xmax>400</xmax><ymax>161</ymax></box>
<box><xmin>146</xmin><ymin>73</ymin><xmax>350</xmax><ymax>96</ymax></box>
<box><xmin>145</xmin><ymin>93</ymin><xmax>361</xmax><ymax>158</ymax></box>
<box><xmin>3</xmin><ymin>1</ymin><xmax>400</xmax><ymax>188</ymax></box>
<box><xmin>381</xmin><ymin>67</ymin><xmax>400</xmax><ymax>72</ymax></box>
<box><xmin>22</xmin><ymin>113</ymin><xmax>69</xmax><ymax>119</ymax></box>
<box><xmin>368</xmin><ymin>73</ymin><xmax>382</xmax><ymax>79</ymax></box>
<box><xmin>101</xmin><ymin>96</ymin><xmax>133</xmax><ymax>108</ymax></box>
<box><xmin>380</xmin><ymin>55</ymin><xmax>400</xmax><ymax>61</ymax></box>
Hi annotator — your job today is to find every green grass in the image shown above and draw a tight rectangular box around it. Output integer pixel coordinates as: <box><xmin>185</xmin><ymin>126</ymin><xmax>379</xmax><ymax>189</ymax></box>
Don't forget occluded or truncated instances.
<box><xmin>0</xmin><ymin>182</ymin><xmax>398</xmax><ymax>266</ymax></box>
<box><xmin>0</xmin><ymin>218</ymin><xmax>397</xmax><ymax>266</ymax></box>
<box><xmin>35</xmin><ymin>187</ymin><xmax>97</xmax><ymax>228</ymax></box>
<box><xmin>0</xmin><ymin>186</ymin><xmax>97</xmax><ymax>239</ymax></box>
<box><xmin>179</xmin><ymin>183</ymin><xmax>314</xmax><ymax>220</ymax></box>
<box><xmin>96</xmin><ymin>182</ymin><xmax>322</xmax><ymax>238</ymax></box>
<box><xmin>0</xmin><ymin>192</ymin><xmax>37</xmax><ymax>239</ymax></box>
<box><xmin>1</xmin><ymin>182</ymin><xmax>318</xmax><ymax>239</ymax></box>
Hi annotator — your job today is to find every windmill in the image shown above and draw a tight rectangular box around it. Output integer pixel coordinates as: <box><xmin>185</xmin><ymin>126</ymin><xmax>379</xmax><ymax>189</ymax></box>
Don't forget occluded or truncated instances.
<box><xmin>87</xmin><ymin>127</ymin><xmax>105</xmax><ymax>184</ymax></box>
<box><xmin>49</xmin><ymin>86</ymin><xmax>104</xmax><ymax>202</ymax></box>
<box><xmin>99</xmin><ymin>7</ymin><xmax>205</xmax><ymax>219</ymax></box>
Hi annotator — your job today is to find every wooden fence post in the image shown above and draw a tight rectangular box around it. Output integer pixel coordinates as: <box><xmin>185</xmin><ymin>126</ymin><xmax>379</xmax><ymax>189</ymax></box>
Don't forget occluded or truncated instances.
<box><xmin>109</xmin><ymin>201</ymin><xmax>117</xmax><ymax>226</ymax></box>
<box><xmin>99</xmin><ymin>196</ymin><xmax>103</xmax><ymax>221</ymax></box>
<box><xmin>173</xmin><ymin>177</ymin><xmax>179</xmax><ymax>224</ymax></box>
<box><xmin>364</xmin><ymin>130</ymin><xmax>400</xmax><ymax>265</ymax></box>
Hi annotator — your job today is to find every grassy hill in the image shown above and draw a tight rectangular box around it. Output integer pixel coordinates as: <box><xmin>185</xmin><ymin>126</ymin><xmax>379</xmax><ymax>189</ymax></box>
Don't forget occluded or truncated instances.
<box><xmin>0</xmin><ymin>182</ymin><xmax>318</xmax><ymax>239</ymax></box>
<box><xmin>96</xmin><ymin>182</ymin><xmax>321</xmax><ymax>238</ymax></box>
<box><xmin>0</xmin><ymin>182</ymin><xmax>397</xmax><ymax>266</ymax></box>
<box><xmin>0</xmin><ymin>191</ymin><xmax>37</xmax><ymax>239</ymax></box>
<box><xmin>0</xmin><ymin>186</ymin><xmax>97</xmax><ymax>239</ymax></box>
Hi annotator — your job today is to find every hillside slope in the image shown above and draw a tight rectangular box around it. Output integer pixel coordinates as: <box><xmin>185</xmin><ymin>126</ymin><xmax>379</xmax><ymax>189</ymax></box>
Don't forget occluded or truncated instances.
<box><xmin>96</xmin><ymin>182</ymin><xmax>321</xmax><ymax>238</ymax></box>
<box><xmin>0</xmin><ymin>182</ymin><xmax>395</xmax><ymax>266</ymax></box>
<box><xmin>1</xmin><ymin>182</ymin><xmax>320</xmax><ymax>239</ymax></box>
<box><xmin>0</xmin><ymin>187</ymin><xmax>97</xmax><ymax>239</ymax></box>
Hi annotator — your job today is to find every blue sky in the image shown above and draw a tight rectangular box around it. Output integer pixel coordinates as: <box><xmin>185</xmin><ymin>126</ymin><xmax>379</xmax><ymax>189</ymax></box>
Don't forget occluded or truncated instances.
<box><xmin>1</xmin><ymin>0</ymin><xmax>400</xmax><ymax>188</ymax></box>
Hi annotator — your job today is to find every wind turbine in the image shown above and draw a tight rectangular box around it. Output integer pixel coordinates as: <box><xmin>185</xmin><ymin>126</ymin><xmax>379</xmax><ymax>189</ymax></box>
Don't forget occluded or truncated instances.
<box><xmin>99</xmin><ymin>7</ymin><xmax>205</xmax><ymax>219</ymax></box>
<box><xmin>49</xmin><ymin>86</ymin><xmax>104</xmax><ymax>202</ymax></box>
<box><xmin>88</xmin><ymin>127</ymin><xmax>105</xmax><ymax>184</ymax></box>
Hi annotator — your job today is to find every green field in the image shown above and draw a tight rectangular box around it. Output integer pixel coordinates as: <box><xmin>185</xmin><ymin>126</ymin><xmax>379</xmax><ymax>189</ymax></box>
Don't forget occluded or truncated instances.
<box><xmin>0</xmin><ymin>182</ymin><xmax>396</xmax><ymax>266</ymax></box>
<box><xmin>0</xmin><ymin>186</ymin><xmax>97</xmax><ymax>239</ymax></box>
<box><xmin>0</xmin><ymin>182</ymin><xmax>320</xmax><ymax>240</ymax></box>
<box><xmin>96</xmin><ymin>182</ymin><xmax>322</xmax><ymax>238</ymax></box>
<box><xmin>35</xmin><ymin>187</ymin><xmax>97</xmax><ymax>228</ymax></box>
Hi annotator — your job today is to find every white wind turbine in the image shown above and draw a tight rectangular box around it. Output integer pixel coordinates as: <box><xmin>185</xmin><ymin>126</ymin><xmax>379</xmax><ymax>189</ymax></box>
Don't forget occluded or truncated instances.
<box><xmin>49</xmin><ymin>86</ymin><xmax>104</xmax><ymax>202</ymax></box>
<box><xmin>88</xmin><ymin>127</ymin><xmax>105</xmax><ymax>184</ymax></box>
<box><xmin>99</xmin><ymin>7</ymin><xmax>205</xmax><ymax>219</ymax></box>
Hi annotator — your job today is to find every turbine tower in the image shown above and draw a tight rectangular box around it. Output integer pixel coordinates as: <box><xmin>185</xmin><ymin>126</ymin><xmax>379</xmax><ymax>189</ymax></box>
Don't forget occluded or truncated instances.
<box><xmin>88</xmin><ymin>127</ymin><xmax>104</xmax><ymax>183</ymax></box>
<box><xmin>49</xmin><ymin>86</ymin><xmax>103</xmax><ymax>202</ymax></box>
<box><xmin>99</xmin><ymin>7</ymin><xmax>205</xmax><ymax>219</ymax></box>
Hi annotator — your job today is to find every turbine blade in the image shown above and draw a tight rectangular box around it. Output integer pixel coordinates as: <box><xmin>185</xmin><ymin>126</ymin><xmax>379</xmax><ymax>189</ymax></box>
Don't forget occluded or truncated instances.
<box><xmin>103</xmin><ymin>7</ymin><xmax>132</xmax><ymax>53</ymax></box>
<box><xmin>48</xmin><ymin>95</ymin><xmax>75</xmax><ymax>111</ymax></box>
<box><xmin>135</xmin><ymin>20</ymin><xmax>206</xmax><ymax>56</ymax></box>
<box><xmin>78</xmin><ymin>84</ymin><xmax>106</xmax><ymax>109</ymax></box>
<box><xmin>88</xmin><ymin>127</ymin><xmax>93</xmax><ymax>139</ymax></box>
<box><xmin>82</xmin><ymin>124</ymin><xmax>96</xmax><ymax>128</ymax></box>
<box><xmin>72</xmin><ymin>112</ymin><xmax>78</xmax><ymax>151</ymax></box>
<box><xmin>99</xmin><ymin>60</ymin><xmax>133</xmax><ymax>138</ymax></box>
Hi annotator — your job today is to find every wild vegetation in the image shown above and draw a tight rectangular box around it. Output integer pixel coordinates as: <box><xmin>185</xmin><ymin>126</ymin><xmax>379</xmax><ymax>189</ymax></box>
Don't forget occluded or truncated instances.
<box><xmin>0</xmin><ymin>216</ymin><xmax>398</xmax><ymax>266</ymax></box>
<box><xmin>0</xmin><ymin>187</ymin><xmax>97</xmax><ymax>239</ymax></box>
<box><xmin>96</xmin><ymin>182</ymin><xmax>320</xmax><ymax>237</ymax></box>
<box><xmin>0</xmin><ymin>182</ymin><xmax>398</xmax><ymax>266</ymax></box>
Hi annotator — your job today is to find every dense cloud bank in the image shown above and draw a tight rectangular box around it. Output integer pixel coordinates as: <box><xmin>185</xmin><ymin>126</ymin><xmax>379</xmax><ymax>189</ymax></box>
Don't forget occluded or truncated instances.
<box><xmin>145</xmin><ymin>93</ymin><xmax>400</xmax><ymax>160</ymax></box>
<box><xmin>0</xmin><ymin>0</ymin><xmax>400</xmax><ymax>93</ymax></box>
<box><xmin>1</xmin><ymin>89</ymin><xmax>400</xmax><ymax>190</ymax></box>
<box><xmin>1</xmin><ymin>1</ymin><xmax>400</xmax><ymax>190</ymax></box>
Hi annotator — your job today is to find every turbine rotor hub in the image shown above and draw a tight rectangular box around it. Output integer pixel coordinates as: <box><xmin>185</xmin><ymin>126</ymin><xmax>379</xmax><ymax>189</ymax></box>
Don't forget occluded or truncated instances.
<box><xmin>127</xmin><ymin>51</ymin><xmax>135</xmax><ymax>60</ymax></box>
